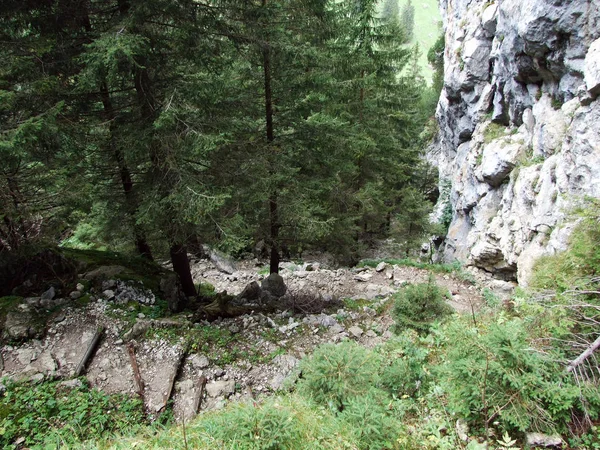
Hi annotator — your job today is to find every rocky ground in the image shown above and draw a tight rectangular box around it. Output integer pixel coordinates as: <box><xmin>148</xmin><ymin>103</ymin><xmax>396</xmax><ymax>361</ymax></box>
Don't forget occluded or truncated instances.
<box><xmin>0</xmin><ymin>254</ymin><xmax>513</xmax><ymax>423</ymax></box>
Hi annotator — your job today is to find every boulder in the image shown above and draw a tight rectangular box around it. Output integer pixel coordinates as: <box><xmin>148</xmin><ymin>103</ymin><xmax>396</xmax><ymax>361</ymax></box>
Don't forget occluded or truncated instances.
<box><xmin>479</xmin><ymin>139</ymin><xmax>522</xmax><ymax>187</ymax></box>
<box><xmin>41</xmin><ymin>286</ymin><xmax>55</xmax><ymax>301</ymax></box>
<box><xmin>237</xmin><ymin>281</ymin><xmax>262</xmax><ymax>301</ymax></box>
<box><xmin>206</xmin><ymin>380</ymin><xmax>235</xmax><ymax>398</ymax></box>
<box><xmin>526</xmin><ymin>432</ymin><xmax>563</xmax><ymax>448</ymax></box>
<box><xmin>205</xmin><ymin>247</ymin><xmax>236</xmax><ymax>274</ymax></box>
<box><xmin>261</xmin><ymin>273</ymin><xmax>287</xmax><ymax>298</ymax></box>
<box><xmin>4</xmin><ymin>306</ymin><xmax>46</xmax><ymax>340</ymax></box>
<box><xmin>83</xmin><ymin>265</ymin><xmax>127</xmax><ymax>281</ymax></box>
<box><xmin>584</xmin><ymin>38</ymin><xmax>600</xmax><ymax>97</ymax></box>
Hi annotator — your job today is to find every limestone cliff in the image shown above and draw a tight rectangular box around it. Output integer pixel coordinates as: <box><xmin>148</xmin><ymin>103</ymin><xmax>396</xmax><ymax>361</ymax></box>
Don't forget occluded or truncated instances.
<box><xmin>430</xmin><ymin>0</ymin><xmax>600</xmax><ymax>284</ymax></box>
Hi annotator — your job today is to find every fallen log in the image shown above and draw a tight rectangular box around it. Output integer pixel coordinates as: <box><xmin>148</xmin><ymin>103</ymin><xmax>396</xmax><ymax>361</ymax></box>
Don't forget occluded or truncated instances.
<box><xmin>127</xmin><ymin>343</ymin><xmax>145</xmax><ymax>398</ymax></box>
<box><xmin>73</xmin><ymin>326</ymin><xmax>104</xmax><ymax>377</ymax></box>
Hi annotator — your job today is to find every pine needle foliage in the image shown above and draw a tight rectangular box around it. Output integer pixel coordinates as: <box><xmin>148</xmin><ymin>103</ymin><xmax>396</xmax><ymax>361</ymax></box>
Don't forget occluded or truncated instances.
<box><xmin>392</xmin><ymin>275</ymin><xmax>453</xmax><ymax>333</ymax></box>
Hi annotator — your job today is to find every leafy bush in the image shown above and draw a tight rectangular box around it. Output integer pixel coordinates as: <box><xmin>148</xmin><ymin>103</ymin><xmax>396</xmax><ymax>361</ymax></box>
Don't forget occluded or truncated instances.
<box><xmin>0</xmin><ymin>378</ymin><xmax>145</xmax><ymax>448</ymax></box>
<box><xmin>297</xmin><ymin>341</ymin><xmax>381</xmax><ymax>411</ymax></box>
<box><xmin>392</xmin><ymin>275</ymin><xmax>453</xmax><ymax>333</ymax></box>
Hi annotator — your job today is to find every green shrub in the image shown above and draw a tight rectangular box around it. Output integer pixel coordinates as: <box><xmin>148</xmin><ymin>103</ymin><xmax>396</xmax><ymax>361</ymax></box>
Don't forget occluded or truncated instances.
<box><xmin>438</xmin><ymin>316</ymin><xmax>586</xmax><ymax>434</ymax></box>
<box><xmin>297</xmin><ymin>341</ymin><xmax>381</xmax><ymax>411</ymax></box>
<box><xmin>531</xmin><ymin>198</ymin><xmax>600</xmax><ymax>292</ymax></box>
<box><xmin>339</xmin><ymin>389</ymin><xmax>403</xmax><ymax>450</ymax></box>
<box><xmin>392</xmin><ymin>275</ymin><xmax>453</xmax><ymax>333</ymax></box>
<box><xmin>110</xmin><ymin>395</ymin><xmax>359</xmax><ymax>450</ymax></box>
<box><xmin>379</xmin><ymin>331</ymin><xmax>430</xmax><ymax>397</ymax></box>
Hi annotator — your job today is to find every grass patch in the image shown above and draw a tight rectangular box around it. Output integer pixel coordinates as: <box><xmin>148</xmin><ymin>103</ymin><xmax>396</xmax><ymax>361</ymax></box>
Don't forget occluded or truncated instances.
<box><xmin>483</xmin><ymin>122</ymin><xmax>507</xmax><ymax>144</ymax></box>
<box><xmin>0</xmin><ymin>295</ymin><xmax>23</xmax><ymax>324</ymax></box>
<box><xmin>359</xmin><ymin>258</ymin><xmax>462</xmax><ymax>274</ymax></box>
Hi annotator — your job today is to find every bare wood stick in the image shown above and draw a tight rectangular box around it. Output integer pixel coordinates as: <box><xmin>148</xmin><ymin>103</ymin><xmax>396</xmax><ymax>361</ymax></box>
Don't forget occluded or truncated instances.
<box><xmin>192</xmin><ymin>375</ymin><xmax>208</xmax><ymax>415</ymax></box>
<box><xmin>159</xmin><ymin>351</ymin><xmax>186</xmax><ymax>412</ymax></box>
<box><xmin>127</xmin><ymin>343</ymin><xmax>145</xmax><ymax>398</ymax></box>
<box><xmin>73</xmin><ymin>326</ymin><xmax>104</xmax><ymax>377</ymax></box>
<box><xmin>567</xmin><ymin>335</ymin><xmax>600</xmax><ymax>372</ymax></box>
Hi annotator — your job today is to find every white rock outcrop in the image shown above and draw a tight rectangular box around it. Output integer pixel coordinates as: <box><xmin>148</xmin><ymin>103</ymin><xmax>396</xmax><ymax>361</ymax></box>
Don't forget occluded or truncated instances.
<box><xmin>429</xmin><ymin>0</ymin><xmax>600</xmax><ymax>284</ymax></box>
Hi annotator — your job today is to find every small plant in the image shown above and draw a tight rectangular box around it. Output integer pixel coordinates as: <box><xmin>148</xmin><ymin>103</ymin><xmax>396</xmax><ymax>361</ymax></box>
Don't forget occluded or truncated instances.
<box><xmin>297</xmin><ymin>341</ymin><xmax>381</xmax><ymax>411</ymax></box>
<box><xmin>392</xmin><ymin>275</ymin><xmax>453</xmax><ymax>334</ymax></box>
<box><xmin>483</xmin><ymin>122</ymin><xmax>507</xmax><ymax>144</ymax></box>
<box><xmin>551</xmin><ymin>96</ymin><xmax>563</xmax><ymax>110</ymax></box>
<box><xmin>0</xmin><ymin>378</ymin><xmax>145</xmax><ymax>447</ymax></box>
<box><xmin>482</xmin><ymin>287</ymin><xmax>500</xmax><ymax>308</ymax></box>
<box><xmin>196</xmin><ymin>282</ymin><xmax>216</xmax><ymax>298</ymax></box>
<box><xmin>497</xmin><ymin>431</ymin><xmax>520</xmax><ymax>450</ymax></box>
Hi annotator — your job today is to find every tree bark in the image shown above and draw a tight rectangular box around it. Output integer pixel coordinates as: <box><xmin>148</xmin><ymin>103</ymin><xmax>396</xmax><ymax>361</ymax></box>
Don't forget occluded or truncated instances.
<box><xmin>170</xmin><ymin>243</ymin><xmax>196</xmax><ymax>300</ymax></box>
<box><xmin>261</xmin><ymin>5</ymin><xmax>280</xmax><ymax>274</ymax></box>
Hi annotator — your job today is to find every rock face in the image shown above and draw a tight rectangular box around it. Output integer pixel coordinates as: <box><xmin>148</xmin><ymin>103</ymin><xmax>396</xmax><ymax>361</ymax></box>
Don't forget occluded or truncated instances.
<box><xmin>430</xmin><ymin>0</ymin><xmax>600</xmax><ymax>284</ymax></box>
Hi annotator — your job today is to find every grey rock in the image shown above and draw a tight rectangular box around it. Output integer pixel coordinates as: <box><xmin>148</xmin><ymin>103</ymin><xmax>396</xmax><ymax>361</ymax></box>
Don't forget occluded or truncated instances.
<box><xmin>481</xmin><ymin>3</ymin><xmax>497</xmax><ymax>36</ymax></box>
<box><xmin>314</xmin><ymin>314</ymin><xmax>337</xmax><ymax>328</ymax></box>
<box><xmin>24</xmin><ymin>297</ymin><xmax>41</xmax><ymax>307</ymax></box>
<box><xmin>354</xmin><ymin>273</ymin><xmax>372</xmax><ymax>282</ymax></box>
<box><xmin>101</xmin><ymin>279</ymin><xmax>117</xmax><ymax>291</ymax></box>
<box><xmin>261</xmin><ymin>273</ymin><xmax>287</xmax><ymax>298</ymax></box>
<box><xmin>190</xmin><ymin>354</ymin><xmax>210</xmax><ymax>369</ymax></box>
<box><xmin>84</xmin><ymin>265</ymin><xmax>126</xmax><ymax>281</ymax></box>
<box><xmin>348</xmin><ymin>326</ymin><xmax>363</xmax><ymax>338</ymax></box>
<box><xmin>59</xmin><ymin>379</ymin><xmax>84</xmax><ymax>389</ymax></box>
<box><xmin>456</xmin><ymin>419</ymin><xmax>469</xmax><ymax>442</ymax></box>
<box><xmin>70</xmin><ymin>291</ymin><xmax>82</xmax><ymax>299</ymax></box>
<box><xmin>123</xmin><ymin>319</ymin><xmax>152</xmax><ymax>340</ymax></box>
<box><xmin>41</xmin><ymin>286</ymin><xmax>55</xmax><ymax>301</ymax></box>
<box><xmin>4</xmin><ymin>308</ymin><xmax>45</xmax><ymax>340</ymax></box>
<box><xmin>16</xmin><ymin>348</ymin><xmax>37</xmax><ymax>365</ymax></box>
<box><xmin>526</xmin><ymin>432</ymin><xmax>563</xmax><ymax>448</ymax></box>
<box><xmin>30</xmin><ymin>373</ymin><xmax>44</xmax><ymax>382</ymax></box>
<box><xmin>237</xmin><ymin>281</ymin><xmax>262</xmax><ymax>301</ymax></box>
<box><xmin>206</xmin><ymin>380</ymin><xmax>235</xmax><ymax>398</ymax></box>
<box><xmin>375</xmin><ymin>262</ymin><xmax>387</xmax><ymax>272</ymax></box>
<box><xmin>102</xmin><ymin>290</ymin><xmax>115</xmax><ymax>300</ymax></box>
<box><xmin>479</xmin><ymin>139</ymin><xmax>521</xmax><ymax>187</ymax></box>
<box><xmin>428</xmin><ymin>0</ymin><xmax>600</xmax><ymax>285</ymax></box>
<box><xmin>585</xmin><ymin>38</ymin><xmax>600</xmax><ymax>97</ymax></box>
<box><xmin>54</xmin><ymin>312</ymin><xmax>66</xmax><ymax>323</ymax></box>
<box><xmin>205</xmin><ymin>247</ymin><xmax>237</xmax><ymax>274</ymax></box>
<box><xmin>76</xmin><ymin>283</ymin><xmax>85</xmax><ymax>292</ymax></box>
<box><xmin>330</xmin><ymin>323</ymin><xmax>345</xmax><ymax>334</ymax></box>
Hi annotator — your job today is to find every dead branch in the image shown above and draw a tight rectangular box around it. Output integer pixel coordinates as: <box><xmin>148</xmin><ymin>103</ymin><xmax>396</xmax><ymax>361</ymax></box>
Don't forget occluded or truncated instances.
<box><xmin>73</xmin><ymin>326</ymin><xmax>104</xmax><ymax>377</ymax></box>
<box><xmin>567</xmin><ymin>335</ymin><xmax>600</xmax><ymax>373</ymax></box>
<box><xmin>192</xmin><ymin>375</ymin><xmax>208</xmax><ymax>415</ymax></box>
<box><xmin>127</xmin><ymin>343</ymin><xmax>145</xmax><ymax>399</ymax></box>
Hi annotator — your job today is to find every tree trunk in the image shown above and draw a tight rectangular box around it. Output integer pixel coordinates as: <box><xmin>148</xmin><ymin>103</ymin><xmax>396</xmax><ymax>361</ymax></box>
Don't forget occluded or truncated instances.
<box><xmin>100</xmin><ymin>82</ymin><xmax>153</xmax><ymax>260</ymax></box>
<box><xmin>170</xmin><ymin>243</ymin><xmax>196</xmax><ymax>300</ymax></box>
<box><xmin>261</xmin><ymin>6</ymin><xmax>280</xmax><ymax>274</ymax></box>
<box><xmin>269</xmin><ymin>193</ymin><xmax>280</xmax><ymax>274</ymax></box>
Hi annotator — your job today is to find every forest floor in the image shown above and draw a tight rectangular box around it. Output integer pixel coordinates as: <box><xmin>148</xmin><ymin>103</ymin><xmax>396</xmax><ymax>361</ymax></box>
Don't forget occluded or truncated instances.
<box><xmin>0</xmin><ymin>253</ymin><xmax>513</xmax><ymax>423</ymax></box>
